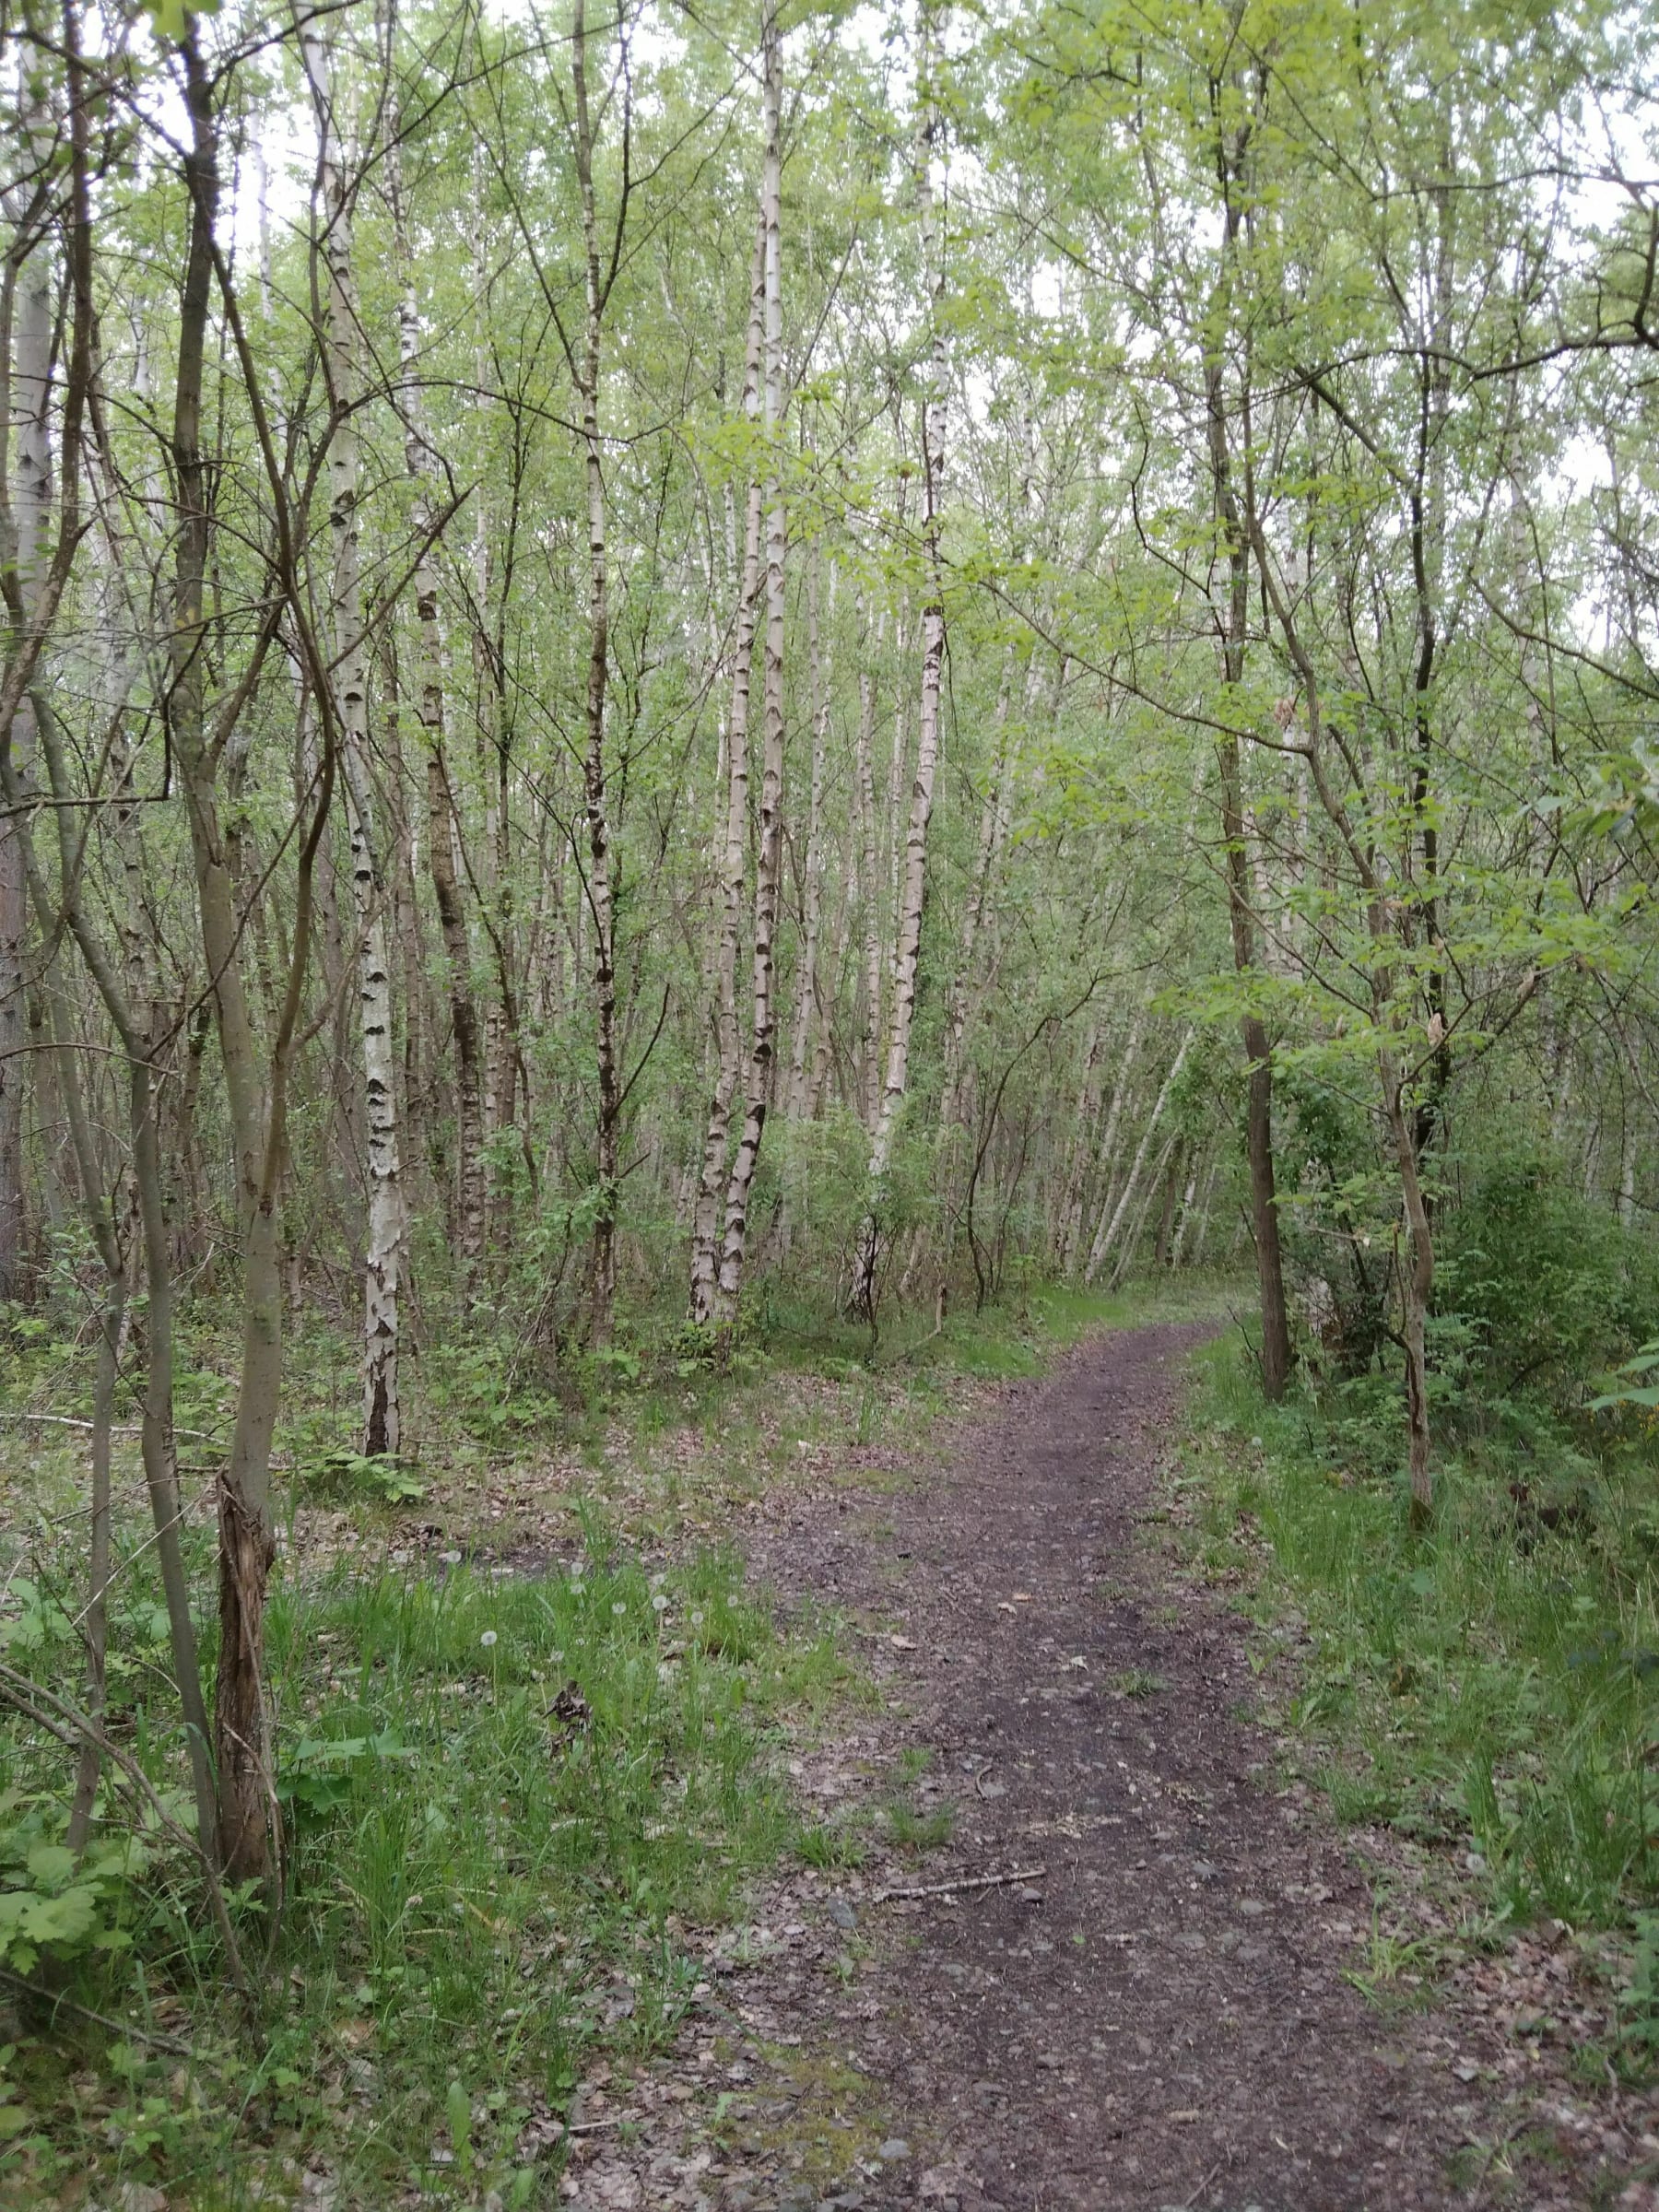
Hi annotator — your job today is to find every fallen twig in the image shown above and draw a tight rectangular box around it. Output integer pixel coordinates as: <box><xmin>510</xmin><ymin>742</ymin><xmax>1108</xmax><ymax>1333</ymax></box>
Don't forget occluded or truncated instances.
<box><xmin>873</xmin><ymin>1865</ymin><xmax>1045</xmax><ymax>1904</ymax></box>
<box><xmin>0</xmin><ymin>1967</ymin><xmax>199</xmax><ymax>2056</ymax></box>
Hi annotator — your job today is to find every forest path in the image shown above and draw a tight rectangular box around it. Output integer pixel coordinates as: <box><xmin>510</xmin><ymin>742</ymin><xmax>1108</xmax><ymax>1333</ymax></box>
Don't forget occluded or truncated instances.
<box><xmin>718</xmin><ymin>1320</ymin><xmax>1570</xmax><ymax>2212</ymax></box>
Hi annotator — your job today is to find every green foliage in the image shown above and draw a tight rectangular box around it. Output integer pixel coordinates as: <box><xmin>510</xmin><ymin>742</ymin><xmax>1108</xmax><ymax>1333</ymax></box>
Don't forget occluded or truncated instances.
<box><xmin>0</xmin><ymin>1800</ymin><xmax>147</xmax><ymax>1977</ymax></box>
<box><xmin>1185</xmin><ymin>1333</ymin><xmax>1659</xmax><ymax>1938</ymax></box>
<box><xmin>0</xmin><ymin>1531</ymin><xmax>848</xmax><ymax>2198</ymax></box>
<box><xmin>303</xmin><ymin>1449</ymin><xmax>428</xmax><ymax>1507</ymax></box>
<box><xmin>1440</xmin><ymin>1144</ymin><xmax>1657</xmax><ymax>1404</ymax></box>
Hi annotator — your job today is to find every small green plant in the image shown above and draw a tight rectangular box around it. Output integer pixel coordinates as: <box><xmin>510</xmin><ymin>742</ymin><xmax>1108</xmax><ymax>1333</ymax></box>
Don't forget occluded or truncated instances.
<box><xmin>797</xmin><ymin>1821</ymin><xmax>866</xmax><ymax>1870</ymax></box>
<box><xmin>307</xmin><ymin>1447</ymin><xmax>427</xmax><ymax>1506</ymax></box>
<box><xmin>885</xmin><ymin>1801</ymin><xmax>954</xmax><ymax>1853</ymax></box>
<box><xmin>1618</xmin><ymin>1914</ymin><xmax>1659</xmax><ymax>2058</ymax></box>
<box><xmin>0</xmin><ymin>1797</ymin><xmax>147</xmax><ymax>1975</ymax></box>
<box><xmin>1110</xmin><ymin>1668</ymin><xmax>1166</xmax><ymax>1699</ymax></box>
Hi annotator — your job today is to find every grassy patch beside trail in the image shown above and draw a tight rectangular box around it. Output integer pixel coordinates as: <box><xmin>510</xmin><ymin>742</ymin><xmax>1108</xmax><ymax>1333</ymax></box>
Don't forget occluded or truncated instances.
<box><xmin>0</xmin><ymin>1275</ymin><xmax>1218</xmax><ymax>2205</ymax></box>
<box><xmin>1176</xmin><ymin>1329</ymin><xmax>1659</xmax><ymax>2057</ymax></box>
<box><xmin>0</xmin><ymin>1537</ymin><xmax>853</xmax><ymax>2206</ymax></box>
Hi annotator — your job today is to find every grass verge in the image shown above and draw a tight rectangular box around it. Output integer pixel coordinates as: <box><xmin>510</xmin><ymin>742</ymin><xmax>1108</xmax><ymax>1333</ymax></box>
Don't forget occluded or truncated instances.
<box><xmin>1176</xmin><ymin>1327</ymin><xmax>1659</xmax><ymax>2069</ymax></box>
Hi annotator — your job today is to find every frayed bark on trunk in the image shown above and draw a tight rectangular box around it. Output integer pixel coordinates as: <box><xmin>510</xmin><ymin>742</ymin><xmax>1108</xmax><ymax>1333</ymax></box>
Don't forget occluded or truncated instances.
<box><xmin>713</xmin><ymin>3</ymin><xmax>786</xmax><ymax>1329</ymax></box>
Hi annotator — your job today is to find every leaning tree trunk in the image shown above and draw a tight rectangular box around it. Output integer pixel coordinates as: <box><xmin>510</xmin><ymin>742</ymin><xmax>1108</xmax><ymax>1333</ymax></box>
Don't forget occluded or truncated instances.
<box><xmin>308</xmin><ymin>12</ymin><xmax>408</xmax><ymax>1456</ymax></box>
<box><xmin>850</xmin><ymin>27</ymin><xmax>948</xmax><ymax>1322</ymax></box>
<box><xmin>1086</xmin><ymin>1027</ymin><xmax>1194</xmax><ymax>1284</ymax></box>
<box><xmin>714</xmin><ymin>2</ymin><xmax>786</xmax><ymax>1330</ymax></box>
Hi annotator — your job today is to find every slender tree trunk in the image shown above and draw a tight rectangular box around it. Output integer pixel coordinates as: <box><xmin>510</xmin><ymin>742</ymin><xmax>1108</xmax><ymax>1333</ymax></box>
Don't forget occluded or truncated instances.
<box><xmin>854</xmin><ymin>596</ymin><xmax>885</xmax><ymax>1134</ymax></box>
<box><xmin>1204</xmin><ymin>322</ymin><xmax>1291</xmax><ymax>1396</ymax></box>
<box><xmin>689</xmin><ymin>219</ymin><xmax>765</xmax><ymax>1324</ymax></box>
<box><xmin>0</xmin><ymin>148</ymin><xmax>53</xmax><ymax>1298</ymax></box>
<box><xmin>714</xmin><ymin>5</ymin><xmax>786</xmax><ymax>1327</ymax></box>
<box><xmin>59</xmin><ymin>988</ymin><xmax>126</xmax><ymax>1852</ymax></box>
<box><xmin>306</xmin><ymin>13</ymin><xmax>407</xmax><ymax>1453</ymax></box>
<box><xmin>1086</xmin><ymin>1028</ymin><xmax>1194</xmax><ymax>1284</ymax></box>
<box><xmin>787</xmin><ymin>538</ymin><xmax>830</xmax><ymax>1121</ymax></box>
<box><xmin>172</xmin><ymin>29</ymin><xmax>285</xmax><ymax>1884</ymax></box>
<box><xmin>0</xmin><ymin>25</ymin><xmax>219</xmax><ymax>1864</ymax></box>
<box><xmin>852</xmin><ymin>30</ymin><xmax>948</xmax><ymax>1319</ymax></box>
<box><xmin>385</xmin><ymin>73</ymin><xmax>486</xmax><ymax>1280</ymax></box>
<box><xmin>941</xmin><ymin>644</ymin><xmax>1016</xmax><ymax>1127</ymax></box>
<box><xmin>1382</xmin><ymin>1048</ymin><xmax>1435</xmax><ymax>1525</ymax></box>
<box><xmin>571</xmin><ymin>0</ymin><xmax>621</xmax><ymax>1344</ymax></box>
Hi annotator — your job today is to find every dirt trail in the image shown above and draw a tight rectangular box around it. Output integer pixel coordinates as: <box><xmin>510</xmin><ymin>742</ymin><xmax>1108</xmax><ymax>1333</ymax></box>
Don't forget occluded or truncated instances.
<box><xmin>723</xmin><ymin>1322</ymin><xmax>1581</xmax><ymax>2212</ymax></box>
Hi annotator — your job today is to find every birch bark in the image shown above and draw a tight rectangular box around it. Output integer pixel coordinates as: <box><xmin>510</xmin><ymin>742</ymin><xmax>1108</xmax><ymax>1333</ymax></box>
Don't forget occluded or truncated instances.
<box><xmin>304</xmin><ymin>13</ymin><xmax>408</xmax><ymax>1456</ymax></box>
<box><xmin>688</xmin><ymin>219</ymin><xmax>765</xmax><ymax>1324</ymax></box>
<box><xmin>386</xmin><ymin>46</ymin><xmax>485</xmax><ymax>1279</ymax></box>
<box><xmin>571</xmin><ymin>0</ymin><xmax>622</xmax><ymax>1343</ymax></box>
<box><xmin>0</xmin><ymin>128</ymin><xmax>51</xmax><ymax>1298</ymax></box>
<box><xmin>851</xmin><ymin>17</ymin><xmax>948</xmax><ymax>1319</ymax></box>
<box><xmin>713</xmin><ymin>2</ymin><xmax>786</xmax><ymax>1326</ymax></box>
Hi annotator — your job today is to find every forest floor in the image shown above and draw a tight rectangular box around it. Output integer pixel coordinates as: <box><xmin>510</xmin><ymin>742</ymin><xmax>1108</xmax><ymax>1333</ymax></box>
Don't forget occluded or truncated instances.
<box><xmin>555</xmin><ymin>1318</ymin><xmax>1659</xmax><ymax>2212</ymax></box>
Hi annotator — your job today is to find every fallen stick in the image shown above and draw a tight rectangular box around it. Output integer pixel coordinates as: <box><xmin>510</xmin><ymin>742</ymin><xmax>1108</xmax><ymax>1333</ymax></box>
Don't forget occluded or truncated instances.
<box><xmin>0</xmin><ymin>1967</ymin><xmax>198</xmax><ymax>2056</ymax></box>
<box><xmin>873</xmin><ymin>1865</ymin><xmax>1045</xmax><ymax>1904</ymax></box>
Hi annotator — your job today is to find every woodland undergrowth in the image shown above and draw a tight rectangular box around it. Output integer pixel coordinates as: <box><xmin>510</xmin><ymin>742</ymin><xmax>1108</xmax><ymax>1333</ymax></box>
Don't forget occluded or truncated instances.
<box><xmin>0</xmin><ymin>1274</ymin><xmax>1210</xmax><ymax>2206</ymax></box>
<box><xmin>1178</xmin><ymin>1301</ymin><xmax>1659</xmax><ymax>2086</ymax></box>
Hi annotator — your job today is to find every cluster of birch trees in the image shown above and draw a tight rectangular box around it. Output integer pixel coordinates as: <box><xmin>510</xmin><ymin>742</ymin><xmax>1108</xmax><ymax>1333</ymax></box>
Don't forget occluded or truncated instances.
<box><xmin>3</xmin><ymin>0</ymin><xmax>1657</xmax><ymax>1885</ymax></box>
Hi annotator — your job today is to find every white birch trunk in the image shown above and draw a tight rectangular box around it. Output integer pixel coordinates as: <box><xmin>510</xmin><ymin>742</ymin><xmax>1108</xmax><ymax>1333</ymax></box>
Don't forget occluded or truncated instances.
<box><xmin>304</xmin><ymin>14</ymin><xmax>407</xmax><ymax>1455</ymax></box>
<box><xmin>787</xmin><ymin>544</ymin><xmax>831</xmax><ymax>1120</ymax></box>
<box><xmin>855</xmin><ymin>596</ymin><xmax>887</xmax><ymax>1133</ymax></box>
<box><xmin>1085</xmin><ymin>1026</ymin><xmax>1194</xmax><ymax>1284</ymax></box>
<box><xmin>852</xmin><ymin>20</ymin><xmax>948</xmax><ymax>1317</ymax></box>
<box><xmin>689</xmin><ymin>218</ymin><xmax>765</xmax><ymax>1324</ymax></box>
<box><xmin>715</xmin><ymin>5</ymin><xmax>786</xmax><ymax>1323</ymax></box>
<box><xmin>0</xmin><ymin>153</ymin><xmax>52</xmax><ymax>1296</ymax></box>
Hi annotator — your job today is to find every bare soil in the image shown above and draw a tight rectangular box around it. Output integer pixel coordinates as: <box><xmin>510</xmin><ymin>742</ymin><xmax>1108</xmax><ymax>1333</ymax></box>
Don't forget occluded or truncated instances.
<box><xmin>560</xmin><ymin>1323</ymin><xmax>1658</xmax><ymax>2212</ymax></box>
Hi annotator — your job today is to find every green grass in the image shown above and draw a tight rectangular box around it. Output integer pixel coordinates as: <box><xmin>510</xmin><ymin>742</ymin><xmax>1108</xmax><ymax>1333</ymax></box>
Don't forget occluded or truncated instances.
<box><xmin>0</xmin><ymin>1268</ymin><xmax>1232</xmax><ymax>2203</ymax></box>
<box><xmin>1181</xmin><ymin>1333</ymin><xmax>1659</xmax><ymax>1937</ymax></box>
<box><xmin>0</xmin><ymin>1538</ymin><xmax>855</xmax><ymax>2206</ymax></box>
